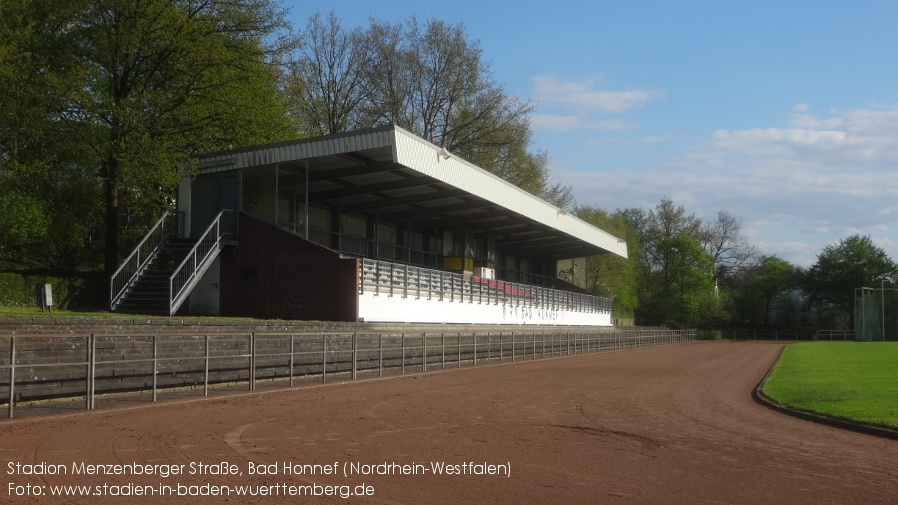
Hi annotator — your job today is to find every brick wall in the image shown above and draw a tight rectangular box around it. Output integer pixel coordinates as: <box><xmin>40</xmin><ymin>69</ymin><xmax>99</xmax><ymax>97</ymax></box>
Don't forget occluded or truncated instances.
<box><xmin>220</xmin><ymin>213</ymin><xmax>359</xmax><ymax>321</ymax></box>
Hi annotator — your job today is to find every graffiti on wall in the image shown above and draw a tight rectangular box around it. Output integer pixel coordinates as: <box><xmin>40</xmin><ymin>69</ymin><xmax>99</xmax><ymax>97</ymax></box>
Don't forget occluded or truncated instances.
<box><xmin>502</xmin><ymin>305</ymin><xmax>563</xmax><ymax>323</ymax></box>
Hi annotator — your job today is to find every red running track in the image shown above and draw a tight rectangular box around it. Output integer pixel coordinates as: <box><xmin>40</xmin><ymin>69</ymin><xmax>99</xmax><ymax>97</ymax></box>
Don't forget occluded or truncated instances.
<box><xmin>0</xmin><ymin>341</ymin><xmax>896</xmax><ymax>504</ymax></box>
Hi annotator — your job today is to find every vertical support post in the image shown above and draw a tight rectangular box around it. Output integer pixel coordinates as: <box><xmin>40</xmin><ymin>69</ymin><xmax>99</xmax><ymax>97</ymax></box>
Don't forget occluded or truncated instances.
<box><xmin>83</xmin><ymin>335</ymin><xmax>90</xmax><ymax>412</ymax></box>
<box><xmin>473</xmin><ymin>334</ymin><xmax>477</xmax><ymax>366</ymax></box>
<box><xmin>441</xmin><ymin>332</ymin><xmax>446</xmax><ymax>370</ymax></box>
<box><xmin>89</xmin><ymin>334</ymin><xmax>96</xmax><ymax>410</ymax></box>
<box><xmin>378</xmin><ymin>333</ymin><xmax>383</xmax><ymax>377</ymax></box>
<box><xmin>289</xmin><ymin>334</ymin><xmax>295</xmax><ymax>387</ymax></box>
<box><xmin>90</xmin><ymin>333</ymin><xmax>97</xmax><ymax>410</ymax></box>
<box><xmin>486</xmin><ymin>332</ymin><xmax>491</xmax><ymax>363</ymax></box>
<box><xmin>204</xmin><ymin>334</ymin><xmax>210</xmax><ymax>397</ymax></box>
<box><xmin>8</xmin><ymin>336</ymin><xmax>15</xmax><ymax>419</ymax></box>
<box><xmin>422</xmin><ymin>332</ymin><xmax>427</xmax><ymax>372</ymax></box>
<box><xmin>249</xmin><ymin>333</ymin><xmax>256</xmax><ymax>392</ymax></box>
<box><xmin>304</xmin><ymin>160</ymin><xmax>310</xmax><ymax>239</ymax></box>
<box><xmin>152</xmin><ymin>334</ymin><xmax>158</xmax><ymax>403</ymax></box>
<box><xmin>401</xmin><ymin>333</ymin><xmax>406</xmax><ymax>374</ymax></box>
<box><xmin>351</xmin><ymin>332</ymin><xmax>358</xmax><ymax>380</ymax></box>
<box><xmin>374</xmin><ymin>261</ymin><xmax>380</xmax><ymax>296</ymax></box>
<box><xmin>457</xmin><ymin>333</ymin><xmax>461</xmax><ymax>368</ymax></box>
<box><xmin>512</xmin><ymin>332</ymin><xmax>515</xmax><ymax>362</ymax></box>
<box><xmin>322</xmin><ymin>334</ymin><xmax>327</xmax><ymax>384</ymax></box>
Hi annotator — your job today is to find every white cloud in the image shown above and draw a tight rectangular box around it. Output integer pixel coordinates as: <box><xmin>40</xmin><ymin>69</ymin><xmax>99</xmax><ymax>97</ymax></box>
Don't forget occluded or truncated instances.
<box><xmin>638</xmin><ymin>134</ymin><xmax>674</xmax><ymax>144</ymax></box>
<box><xmin>754</xmin><ymin>241</ymin><xmax>820</xmax><ymax>267</ymax></box>
<box><xmin>532</xmin><ymin>75</ymin><xmax>665</xmax><ymax>114</ymax></box>
<box><xmin>548</xmin><ymin>103</ymin><xmax>898</xmax><ymax>266</ymax></box>
<box><xmin>530</xmin><ymin>114</ymin><xmax>629</xmax><ymax>132</ymax></box>
<box><xmin>706</xmin><ymin>104</ymin><xmax>898</xmax><ymax>166</ymax></box>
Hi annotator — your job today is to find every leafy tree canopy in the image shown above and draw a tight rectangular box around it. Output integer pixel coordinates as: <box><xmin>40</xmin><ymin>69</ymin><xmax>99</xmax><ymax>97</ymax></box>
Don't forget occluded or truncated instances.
<box><xmin>572</xmin><ymin>205</ymin><xmax>640</xmax><ymax>318</ymax></box>
<box><xmin>1</xmin><ymin>0</ymin><xmax>297</xmax><ymax>277</ymax></box>
<box><xmin>803</xmin><ymin>234</ymin><xmax>898</xmax><ymax>326</ymax></box>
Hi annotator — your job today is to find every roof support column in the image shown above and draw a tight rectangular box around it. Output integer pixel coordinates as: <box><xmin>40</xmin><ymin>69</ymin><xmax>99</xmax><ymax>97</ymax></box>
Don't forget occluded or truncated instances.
<box><xmin>303</xmin><ymin>160</ymin><xmax>310</xmax><ymax>239</ymax></box>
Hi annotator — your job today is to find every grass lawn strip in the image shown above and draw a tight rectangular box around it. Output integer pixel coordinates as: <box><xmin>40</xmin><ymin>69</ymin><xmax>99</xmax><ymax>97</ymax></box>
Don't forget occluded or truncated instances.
<box><xmin>762</xmin><ymin>342</ymin><xmax>898</xmax><ymax>430</ymax></box>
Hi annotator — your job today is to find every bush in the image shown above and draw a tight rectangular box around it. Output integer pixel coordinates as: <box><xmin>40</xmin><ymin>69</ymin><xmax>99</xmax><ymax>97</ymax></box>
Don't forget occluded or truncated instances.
<box><xmin>0</xmin><ymin>272</ymin><xmax>106</xmax><ymax>310</ymax></box>
<box><xmin>696</xmin><ymin>329</ymin><xmax>724</xmax><ymax>340</ymax></box>
<box><xmin>0</xmin><ymin>272</ymin><xmax>31</xmax><ymax>306</ymax></box>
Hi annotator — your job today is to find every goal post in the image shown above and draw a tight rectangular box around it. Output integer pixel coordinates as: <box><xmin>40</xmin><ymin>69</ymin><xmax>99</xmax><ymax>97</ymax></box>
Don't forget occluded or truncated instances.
<box><xmin>854</xmin><ymin>285</ymin><xmax>898</xmax><ymax>342</ymax></box>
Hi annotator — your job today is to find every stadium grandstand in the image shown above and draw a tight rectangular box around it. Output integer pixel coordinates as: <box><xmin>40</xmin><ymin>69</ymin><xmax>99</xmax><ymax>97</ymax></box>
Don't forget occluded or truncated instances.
<box><xmin>110</xmin><ymin>125</ymin><xmax>627</xmax><ymax>325</ymax></box>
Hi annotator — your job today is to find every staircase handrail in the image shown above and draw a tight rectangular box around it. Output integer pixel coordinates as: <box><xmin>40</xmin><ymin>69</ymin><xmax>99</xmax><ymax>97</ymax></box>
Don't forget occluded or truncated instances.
<box><xmin>168</xmin><ymin>210</ymin><xmax>238</xmax><ymax>315</ymax></box>
<box><xmin>110</xmin><ymin>211</ymin><xmax>174</xmax><ymax>311</ymax></box>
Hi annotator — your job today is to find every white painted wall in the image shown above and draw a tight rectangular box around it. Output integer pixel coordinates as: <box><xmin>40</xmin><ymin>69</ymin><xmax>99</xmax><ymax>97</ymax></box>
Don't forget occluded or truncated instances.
<box><xmin>188</xmin><ymin>256</ymin><xmax>221</xmax><ymax>316</ymax></box>
<box><xmin>358</xmin><ymin>291</ymin><xmax>612</xmax><ymax>326</ymax></box>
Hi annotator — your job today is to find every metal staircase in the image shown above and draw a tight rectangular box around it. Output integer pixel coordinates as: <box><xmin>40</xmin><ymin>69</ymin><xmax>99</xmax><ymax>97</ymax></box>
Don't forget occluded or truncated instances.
<box><xmin>112</xmin><ymin>237</ymin><xmax>196</xmax><ymax>315</ymax></box>
<box><xmin>110</xmin><ymin>210</ymin><xmax>237</xmax><ymax>316</ymax></box>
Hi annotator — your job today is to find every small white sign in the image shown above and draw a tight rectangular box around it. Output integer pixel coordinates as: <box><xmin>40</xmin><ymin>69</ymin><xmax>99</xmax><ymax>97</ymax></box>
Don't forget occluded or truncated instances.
<box><xmin>43</xmin><ymin>283</ymin><xmax>53</xmax><ymax>308</ymax></box>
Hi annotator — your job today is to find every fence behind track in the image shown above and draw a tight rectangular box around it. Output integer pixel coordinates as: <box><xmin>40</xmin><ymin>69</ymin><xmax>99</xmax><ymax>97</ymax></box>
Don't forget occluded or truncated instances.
<box><xmin>0</xmin><ymin>329</ymin><xmax>694</xmax><ymax>419</ymax></box>
<box><xmin>722</xmin><ymin>329</ymin><xmax>855</xmax><ymax>342</ymax></box>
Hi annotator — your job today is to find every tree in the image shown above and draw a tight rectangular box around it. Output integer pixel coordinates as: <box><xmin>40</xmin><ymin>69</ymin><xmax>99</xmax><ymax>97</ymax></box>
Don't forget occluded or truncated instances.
<box><xmin>52</xmin><ymin>0</ymin><xmax>295</xmax><ymax>278</ymax></box>
<box><xmin>572</xmin><ymin>205</ymin><xmax>640</xmax><ymax>318</ymax></box>
<box><xmin>803</xmin><ymin>235</ymin><xmax>898</xmax><ymax>328</ymax></box>
<box><xmin>287</xmin><ymin>14</ymin><xmax>571</xmax><ymax>201</ymax></box>
<box><xmin>640</xmin><ymin>197</ymin><xmax>704</xmax><ymax>276</ymax></box>
<box><xmin>0</xmin><ymin>0</ymin><xmax>102</xmax><ymax>270</ymax></box>
<box><xmin>625</xmin><ymin>198</ymin><xmax>742</xmax><ymax>327</ymax></box>
<box><xmin>701</xmin><ymin>211</ymin><xmax>759</xmax><ymax>291</ymax></box>
<box><xmin>358</xmin><ymin>18</ymin><xmax>412</xmax><ymax>129</ymax></box>
<box><xmin>654</xmin><ymin>234</ymin><xmax>717</xmax><ymax>327</ymax></box>
<box><xmin>746</xmin><ymin>255</ymin><xmax>797</xmax><ymax>327</ymax></box>
<box><xmin>286</xmin><ymin>11</ymin><xmax>370</xmax><ymax>136</ymax></box>
<box><xmin>540</xmin><ymin>179</ymin><xmax>575</xmax><ymax>210</ymax></box>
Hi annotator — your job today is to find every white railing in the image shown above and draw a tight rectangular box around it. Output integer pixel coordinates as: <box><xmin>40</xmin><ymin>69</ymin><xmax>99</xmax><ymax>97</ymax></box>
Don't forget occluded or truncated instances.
<box><xmin>359</xmin><ymin>258</ymin><xmax>613</xmax><ymax>314</ymax></box>
<box><xmin>168</xmin><ymin>210</ymin><xmax>238</xmax><ymax>315</ymax></box>
<box><xmin>109</xmin><ymin>212</ymin><xmax>175</xmax><ymax>311</ymax></box>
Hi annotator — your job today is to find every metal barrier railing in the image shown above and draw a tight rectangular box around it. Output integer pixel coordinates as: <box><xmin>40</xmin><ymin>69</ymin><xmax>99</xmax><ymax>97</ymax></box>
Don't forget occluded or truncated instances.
<box><xmin>724</xmin><ymin>329</ymin><xmax>856</xmax><ymax>341</ymax></box>
<box><xmin>109</xmin><ymin>211</ymin><xmax>176</xmax><ymax>311</ymax></box>
<box><xmin>359</xmin><ymin>259</ymin><xmax>614</xmax><ymax>314</ymax></box>
<box><xmin>169</xmin><ymin>210</ymin><xmax>238</xmax><ymax>315</ymax></box>
<box><xmin>0</xmin><ymin>329</ymin><xmax>694</xmax><ymax>419</ymax></box>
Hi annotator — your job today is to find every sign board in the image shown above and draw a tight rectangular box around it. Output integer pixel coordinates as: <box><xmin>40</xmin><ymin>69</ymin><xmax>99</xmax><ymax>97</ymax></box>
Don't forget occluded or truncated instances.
<box><xmin>37</xmin><ymin>283</ymin><xmax>53</xmax><ymax>312</ymax></box>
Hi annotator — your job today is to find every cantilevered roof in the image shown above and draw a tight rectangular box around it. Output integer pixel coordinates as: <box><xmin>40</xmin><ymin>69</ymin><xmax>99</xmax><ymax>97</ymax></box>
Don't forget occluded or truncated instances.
<box><xmin>194</xmin><ymin>125</ymin><xmax>627</xmax><ymax>259</ymax></box>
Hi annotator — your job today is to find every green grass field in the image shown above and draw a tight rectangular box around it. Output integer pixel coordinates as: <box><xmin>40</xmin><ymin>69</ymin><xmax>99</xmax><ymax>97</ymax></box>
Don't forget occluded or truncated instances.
<box><xmin>762</xmin><ymin>341</ymin><xmax>898</xmax><ymax>429</ymax></box>
<box><xmin>0</xmin><ymin>306</ymin><xmax>114</xmax><ymax>317</ymax></box>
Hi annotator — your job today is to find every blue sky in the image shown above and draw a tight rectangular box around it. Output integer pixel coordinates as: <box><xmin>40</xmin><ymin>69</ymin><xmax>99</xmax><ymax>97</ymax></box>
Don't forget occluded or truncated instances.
<box><xmin>285</xmin><ymin>1</ymin><xmax>898</xmax><ymax>266</ymax></box>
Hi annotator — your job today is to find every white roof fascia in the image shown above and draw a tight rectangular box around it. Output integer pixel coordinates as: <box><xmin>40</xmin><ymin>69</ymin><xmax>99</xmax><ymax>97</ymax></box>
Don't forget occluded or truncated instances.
<box><xmin>191</xmin><ymin>126</ymin><xmax>396</xmax><ymax>174</ymax></box>
<box><xmin>389</xmin><ymin>126</ymin><xmax>628</xmax><ymax>259</ymax></box>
